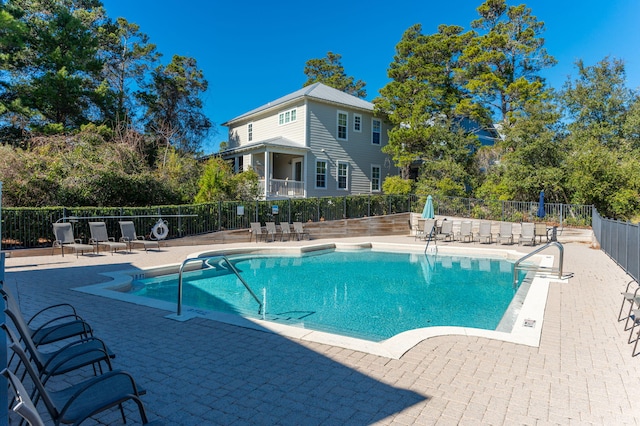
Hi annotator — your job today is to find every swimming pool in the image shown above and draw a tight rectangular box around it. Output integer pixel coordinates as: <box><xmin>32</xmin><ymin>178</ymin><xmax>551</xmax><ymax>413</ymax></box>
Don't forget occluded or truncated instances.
<box><xmin>128</xmin><ymin>249</ymin><xmax>527</xmax><ymax>342</ymax></box>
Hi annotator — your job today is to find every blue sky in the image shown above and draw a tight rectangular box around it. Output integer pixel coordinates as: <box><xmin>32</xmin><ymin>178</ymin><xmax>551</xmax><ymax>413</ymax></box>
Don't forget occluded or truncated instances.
<box><xmin>101</xmin><ymin>0</ymin><xmax>640</xmax><ymax>154</ymax></box>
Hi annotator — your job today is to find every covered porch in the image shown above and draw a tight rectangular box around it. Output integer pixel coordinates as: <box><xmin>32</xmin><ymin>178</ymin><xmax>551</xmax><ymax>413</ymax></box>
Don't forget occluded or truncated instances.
<box><xmin>221</xmin><ymin>138</ymin><xmax>308</xmax><ymax>200</ymax></box>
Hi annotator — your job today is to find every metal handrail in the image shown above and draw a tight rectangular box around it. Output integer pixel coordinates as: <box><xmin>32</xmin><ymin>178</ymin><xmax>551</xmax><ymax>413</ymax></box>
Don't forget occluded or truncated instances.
<box><xmin>424</xmin><ymin>226</ymin><xmax>436</xmax><ymax>254</ymax></box>
<box><xmin>176</xmin><ymin>255</ymin><xmax>262</xmax><ymax>317</ymax></box>
<box><xmin>513</xmin><ymin>241</ymin><xmax>564</xmax><ymax>287</ymax></box>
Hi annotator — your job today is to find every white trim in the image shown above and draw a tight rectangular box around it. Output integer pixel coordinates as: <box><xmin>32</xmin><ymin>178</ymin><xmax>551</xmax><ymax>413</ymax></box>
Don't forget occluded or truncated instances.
<box><xmin>353</xmin><ymin>114</ymin><xmax>362</xmax><ymax>133</ymax></box>
<box><xmin>315</xmin><ymin>159</ymin><xmax>328</xmax><ymax>189</ymax></box>
<box><xmin>371</xmin><ymin>164</ymin><xmax>381</xmax><ymax>192</ymax></box>
<box><xmin>337</xmin><ymin>161</ymin><xmax>349</xmax><ymax>190</ymax></box>
<box><xmin>337</xmin><ymin>110</ymin><xmax>348</xmax><ymax>141</ymax></box>
<box><xmin>372</xmin><ymin>118</ymin><xmax>381</xmax><ymax>145</ymax></box>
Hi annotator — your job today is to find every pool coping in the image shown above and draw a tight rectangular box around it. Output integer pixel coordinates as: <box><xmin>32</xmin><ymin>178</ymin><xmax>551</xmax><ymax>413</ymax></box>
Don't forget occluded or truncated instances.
<box><xmin>73</xmin><ymin>242</ymin><xmax>566</xmax><ymax>359</ymax></box>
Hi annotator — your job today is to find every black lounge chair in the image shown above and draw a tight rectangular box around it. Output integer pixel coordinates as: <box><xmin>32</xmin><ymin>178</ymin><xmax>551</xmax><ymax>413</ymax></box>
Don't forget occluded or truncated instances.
<box><xmin>2</xmin><ymin>320</ymin><xmax>113</xmax><ymax>386</ymax></box>
<box><xmin>3</xmin><ymin>367</ymin><xmax>45</xmax><ymax>426</ymax></box>
<box><xmin>4</xmin><ymin>342</ymin><xmax>151</xmax><ymax>425</ymax></box>
<box><xmin>0</xmin><ymin>286</ymin><xmax>93</xmax><ymax>347</ymax></box>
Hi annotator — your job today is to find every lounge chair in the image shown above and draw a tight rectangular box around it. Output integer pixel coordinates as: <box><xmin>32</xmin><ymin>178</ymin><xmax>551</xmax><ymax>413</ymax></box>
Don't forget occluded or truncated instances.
<box><xmin>420</xmin><ymin>219</ymin><xmax>437</xmax><ymax>241</ymax></box>
<box><xmin>280</xmin><ymin>223</ymin><xmax>294</xmax><ymax>241</ymax></box>
<box><xmin>476</xmin><ymin>222</ymin><xmax>493</xmax><ymax>244</ymax></box>
<box><xmin>2</xmin><ymin>319</ymin><xmax>113</xmax><ymax>386</ymax></box>
<box><xmin>437</xmin><ymin>220</ymin><xmax>454</xmax><ymax>241</ymax></box>
<box><xmin>496</xmin><ymin>222</ymin><xmax>514</xmax><ymax>245</ymax></box>
<box><xmin>4</xmin><ymin>342</ymin><xmax>150</xmax><ymax>426</ymax></box>
<box><xmin>52</xmin><ymin>223</ymin><xmax>94</xmax><ymax>257</ymax></box>
<box><xmin>619</xmin><ymin>280</ymin><xmax>640</xmax><ymax>328</ymax></box>
<box><xmin>249</xmin><ymin>222</ymin><xmax>265</xmax><ymax>242</ymax></box>
<box><xmin>3</xmin><ymin>367</ymin><xmax>46</xmax><ymax>426</ymax></box>
<box><xmin>534</xmin><ymin>222</ymin><xmax>549</xmax><ymax>243</ymax></box>
<box><xmin>119</xmin><ymin>221</ymin><xmax>160</xmax><ymax>252</ymax></box>
<box><xmin>518</xmin><ymin>222</ymin><xmax>536</xmax><ymax>245</ymax></box>
<box><xmin>265</xmin><ymin>222</ymin><xmax>281</xmax><ymax>242</ymax></box>
<box><xmin>293</xmin><ymin>222</ymin><xmax>310</xmax><ymax>240</ymax></box>
<box><xmin>88</xmin><ymin>222</ymin><xmax>127</xmax><ymax>255</ymax></box>
<box><xmin>457</xmin><ymin>221</ymin><xmax>474</xmax><ymax>243</ymax></box>
<box><xmin>0</xmin><ymin>287</ymin><xmax>92</xmax><ymax>347</ymax></box>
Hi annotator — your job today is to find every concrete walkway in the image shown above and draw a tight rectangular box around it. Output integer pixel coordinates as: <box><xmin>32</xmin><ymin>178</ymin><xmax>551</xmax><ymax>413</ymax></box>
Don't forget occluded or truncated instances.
<box><xmin>3</xmin><ymin>233</ymin><xmax>640</xmax><ymax>425</ymax></box>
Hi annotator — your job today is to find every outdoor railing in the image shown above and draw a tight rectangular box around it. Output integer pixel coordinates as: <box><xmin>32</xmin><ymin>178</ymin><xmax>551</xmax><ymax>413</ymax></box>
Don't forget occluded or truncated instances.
<box><xmin>592</xmin><ymin>208</ymin><xmax>639</xmax><ymax>282</ymax></box>
<box><xmin>0</xmin><ymin>194</ymin><xmax>592</xmax><ymax>250</ymax></box>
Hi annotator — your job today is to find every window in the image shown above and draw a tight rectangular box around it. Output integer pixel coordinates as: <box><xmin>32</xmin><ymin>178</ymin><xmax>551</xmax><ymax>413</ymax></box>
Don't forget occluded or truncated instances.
<box><xmin>337</xmin><ymin>111</ymin><xmax>348</xmax><ymax>140</ymax></box>
<box><xmin>371</xmin><ymin>165</ymin><xmax>381</xmax><ymax>192</ymax></box>
<box><xmin>354</xmin><ymin>114</ymin><xmax>362</xmax><ymax>132</ymax></box>
<box><xmin>237</xmin><ymin>156</ymin><xmax>244</xmax><ymax>173</ymax></box>
<box><xmin>316</xmin><ymin>160</ymin><xmax>327</xmax><ymax>188</ymax></box>
<box><xmin>337</xmin><ymin>162</ymin><xmax>348</xmax><ymax>190</ymax></box>
<box><xmin>248</xmin><ymin>123</ymin><xmax>253</xmax><ymax>142</ymax></box>
<box><xmin>372</xmin><ymin>119</ymin><xmax>381</xmax><ymax>144</ymax></box>
<box><xmin>278</xmin><ymin>108</ymin><xmax>297</xmax><ymax>125</ymax></box>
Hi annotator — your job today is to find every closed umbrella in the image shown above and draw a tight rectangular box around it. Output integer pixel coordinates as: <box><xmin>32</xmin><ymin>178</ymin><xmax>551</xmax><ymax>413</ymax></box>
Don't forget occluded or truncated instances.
<box><xmin>422</xmin><ymin>195</ymin><xmax>435</xmax><ymax>219</ymax></box>
<box><xmin>537</xmin><ymin>191</ymin><xmax>545</xmax><ymax>218</ymax></box>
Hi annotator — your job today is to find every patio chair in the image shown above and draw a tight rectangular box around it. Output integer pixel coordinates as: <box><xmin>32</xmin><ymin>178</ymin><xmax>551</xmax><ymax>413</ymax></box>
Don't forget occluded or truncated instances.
<box><xmin>0</xmin><ymin>286</ymin><xmax>92</xmax><ymax>347</ymax></box>
<box><xmin>4</xmin><ymin>342</ymin><xmax>150</xmax><ymax>426</ymax></box>
<box><xmin>496</xmin><ymin>222</ymin><xmax>514</xmax><ymax>245</ymax></box>
<box><xmin>420</xmin><ymin>219</ymin><xmax>437</xmax><ymax>242</ymax></box>
<box><xmin>3</xmin><ymin>367</ymin><xmax>45</xmax><ymax>426</ymax></box>
<box><xmin>265</xmin><ymin>222</ymin><xmax>281</xmax><ymax>242</ymax></box>
<box><xmin>619</xmin><ymin>280</ymin><xmax>640</xmax><ymax>328</ymax></box>
<box><xmin>534</xmin><ymin>222</ymin><xmax>549</xmax><ymax>243</ymax></box>
<box><xmin>293</xmin><ymin>222</ymin><xmax>310</xmax><ymax>240</ymax></box>
<box><xmin>52</xmin><ymin>223</ymin><xmax>94</xmax><ymax>257</ymax></box>
<box><xmin>518</xmin><ymin>222</ymin><xmax>536</xmax><ymax>246</ymax></box>
<box><xmin>457</xmin><ymin>221</ymin><xmax>474</xmax><ymax>243</ymax></box>
<box><xmin>280</xmin><ymin>223</ymin><xmax>294</xmax><ymax>241</ymax></box>
<box><xmin>2</xmin><ymin>319</ymin><xmax>113</xmax><ymax>387</ymax></box>
<box><xmin>249</xmin><ymin>222</ymin><xmax>265</xmax><ymax>242</ymax></box>
<box><xmin>119</xmin><ymin>221</ymin><xmax>160</xmax><ymax>252</ymax></box>
<box><xmin>88</xmin><ymin>222</ymin><xmax>127</xmax><ymax>255</ymax></box>
<box><xmin>476</xmin><ymin>222</ymin><xmax>493</xmax><ymax>244</ymax></box>
<box><xmin>436</xmin><ymin>220</ymin><xmax>454</xmax><ymax>241</ymax></box>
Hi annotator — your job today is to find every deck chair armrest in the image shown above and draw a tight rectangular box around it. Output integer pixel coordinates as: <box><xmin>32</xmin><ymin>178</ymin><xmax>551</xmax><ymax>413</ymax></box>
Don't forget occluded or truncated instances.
<box><xmin>30</xmin><ymin>316</ymin><xmax>91</xmax><ymax>341</ymax></box>
<box><xmin>74</xmin><ymin>238</ymin><xmax>84</xmax><ymax>244</ymax></box>
<box><xmin>136</xmin><ymin>236</ymin><xmax>146</xmax><ymax>241</ymax></box>
<box><xmin>108</xmin><ymin>237</ymin><xmax>116</xmax><ymax>242</ymax></box>
<box><xmin>120</xmin><ymin>236</ymin><xmax>130</xmax><ymax>243</ymax></box>
<box><xmin>58</xmin><ymin>370</ymin><xmax>144</xmax><ymax>422</ymax></box>
<box><xmin>29</xmin><ymin>303</ymin><xmax>80</xmax><ymax>326</ymax></box>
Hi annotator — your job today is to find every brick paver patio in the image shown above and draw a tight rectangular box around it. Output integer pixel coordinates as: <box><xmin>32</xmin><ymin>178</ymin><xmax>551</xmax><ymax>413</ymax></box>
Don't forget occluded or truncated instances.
<box><xmin>3</xmin><ymin>234</ymin><xmax>640</xmax><ymax>425</ymax></box>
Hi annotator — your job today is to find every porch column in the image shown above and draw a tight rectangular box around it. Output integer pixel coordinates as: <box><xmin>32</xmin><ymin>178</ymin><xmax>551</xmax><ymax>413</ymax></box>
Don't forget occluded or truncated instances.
<box><xmin>264</xmin><ymin>150</ymin><xmax>270</xmax><ymax>198</ymax></box>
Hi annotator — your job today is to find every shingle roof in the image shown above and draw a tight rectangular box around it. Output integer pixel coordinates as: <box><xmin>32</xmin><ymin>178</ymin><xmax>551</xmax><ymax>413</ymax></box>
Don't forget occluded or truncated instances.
<box><xmin>223</xmin><ymin>83</ymin><xmax>373</xmax><ymax>125</ymax></box>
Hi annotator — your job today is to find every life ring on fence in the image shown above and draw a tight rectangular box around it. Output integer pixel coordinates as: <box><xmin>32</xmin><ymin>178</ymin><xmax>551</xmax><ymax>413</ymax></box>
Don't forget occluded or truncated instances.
<box><xmin>151</xmin><ymin>219</ymin><xmax>169</xmax><ymax>240</ymax></box>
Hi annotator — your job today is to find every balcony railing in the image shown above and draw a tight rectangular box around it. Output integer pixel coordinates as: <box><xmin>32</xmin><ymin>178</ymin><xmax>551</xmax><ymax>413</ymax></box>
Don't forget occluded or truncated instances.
<box><xmin>260</xmin><ymin>179</ymin><xmax>304</xmax><ymax>198</ymax></box>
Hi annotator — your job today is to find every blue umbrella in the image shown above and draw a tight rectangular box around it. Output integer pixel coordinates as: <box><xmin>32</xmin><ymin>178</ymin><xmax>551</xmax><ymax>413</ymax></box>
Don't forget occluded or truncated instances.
<box><xmin>422</xmin><ymin>195</ymin><xmax>435</xmax><ymax>219</ymax></box>
<box><xmin>537</xmin><ymin>191</ymin><xmax>545</xmax><ymax>218</ymax></box>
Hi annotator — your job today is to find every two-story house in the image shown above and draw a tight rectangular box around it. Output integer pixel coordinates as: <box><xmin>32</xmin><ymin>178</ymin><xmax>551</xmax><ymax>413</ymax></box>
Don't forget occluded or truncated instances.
<box><xmin>220</xmin><ymin>83</ymin><xmax>397</xmax><ymax>199</ymax></box>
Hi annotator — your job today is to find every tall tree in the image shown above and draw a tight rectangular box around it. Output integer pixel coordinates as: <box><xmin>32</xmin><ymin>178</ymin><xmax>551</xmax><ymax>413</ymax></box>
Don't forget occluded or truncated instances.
<box><xmin>303</xmin><ymin>52</ymin><xmax>367</xmax><ymax>98</ymax></box>
<box><xmin>2</xmin><ymin>0</ymin><xmax>108</xmax><ymax>131</ymax></box>
<box><xmin>375</xmin><ymin>23</ymin><xmax>479</xmax><ymax>190</ymax></box>
<box><xmin>138</xmin><ymin>54</ymin><xmax>212</xmax><ymax>156</ymax></box>
<box><xmin>99</xmin><ymin>16</ymin><xmax>160</xmax><ymax>130</ymax></box>
<box><xmin>460</xmin><ymin>0</ymin><xmax>556</xmax><ymax>124</ymax></box>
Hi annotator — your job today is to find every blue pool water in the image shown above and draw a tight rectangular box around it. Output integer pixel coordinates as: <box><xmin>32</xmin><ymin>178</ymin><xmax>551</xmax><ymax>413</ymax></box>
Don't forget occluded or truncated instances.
<box><xmin>131</xmin><ymin>250</ymin><xmax>525</xmax><ymax>341</ymax></box>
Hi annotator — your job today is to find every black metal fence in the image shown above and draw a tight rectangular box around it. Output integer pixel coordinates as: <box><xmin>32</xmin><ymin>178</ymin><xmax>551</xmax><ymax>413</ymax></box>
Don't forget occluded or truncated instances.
<box><xmin>592</xmin><ymin>208</ymin><xmax>639</xmax><ymax>282</ymax></box>
<box><xmin>0</xmin><ymin>195</ymin><xmax>593</xmax><ymax>250</ymax></box>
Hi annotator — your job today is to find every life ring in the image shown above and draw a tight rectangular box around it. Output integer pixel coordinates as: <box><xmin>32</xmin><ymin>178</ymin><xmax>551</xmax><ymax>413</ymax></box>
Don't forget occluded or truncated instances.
<box><xmin>151</xmin><ymin>220</ymin><xmax>169</xmax><ymax>240</ymax></box>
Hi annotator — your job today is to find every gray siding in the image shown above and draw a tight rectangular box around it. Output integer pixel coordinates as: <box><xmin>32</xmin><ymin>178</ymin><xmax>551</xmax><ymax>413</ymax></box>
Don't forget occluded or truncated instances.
<box><xmin>305</xmin><ymin>100</ymin><xmax>393</xmax><ymax>198</ymax></box>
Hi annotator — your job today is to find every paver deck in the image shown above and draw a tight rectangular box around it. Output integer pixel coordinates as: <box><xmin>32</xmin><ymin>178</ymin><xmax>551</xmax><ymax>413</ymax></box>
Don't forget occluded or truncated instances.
<box><xmin>3</xmin><ymin>233</ymin><xmax>640</xmax><ymax>425</ymax></box>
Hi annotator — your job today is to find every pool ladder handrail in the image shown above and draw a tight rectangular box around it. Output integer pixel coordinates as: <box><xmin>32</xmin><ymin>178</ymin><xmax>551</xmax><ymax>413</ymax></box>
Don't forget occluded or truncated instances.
<box><xmin>423</xmin><ymin>226</ymin><xmax>437</xmax><ymax>254</ymax></box>
<box><xmin>176</xmin><ymin>255</ymin><xmax>263</xmax><ymax>317</ymax></box>
<box><xmin>513</xmin><ymin>241</ymin><xmax>564</xmax><ymax>287</ymax></box>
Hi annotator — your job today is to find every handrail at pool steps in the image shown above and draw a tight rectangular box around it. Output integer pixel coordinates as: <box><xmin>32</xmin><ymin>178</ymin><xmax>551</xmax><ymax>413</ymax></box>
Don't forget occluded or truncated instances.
<box><xmin>513</xmin><ymin>241</ymin><xmax>566</xmax><ymax>288</ymax></box>
<box><xmin>174</xmin><ymin>255</ymin><xmax>263</xmax><ymax>319</ymax></box>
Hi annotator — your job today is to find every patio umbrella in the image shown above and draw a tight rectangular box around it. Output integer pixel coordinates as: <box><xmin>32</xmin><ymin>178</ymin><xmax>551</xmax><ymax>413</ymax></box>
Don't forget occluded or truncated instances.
<box><xmin>537</xmin><ymin>191</ymin><xmax>546</xmax><ymax>218</ymax></box>
<box><xmin>421</xmin><ymin>195</ymin><xmax>435</xmax><ymax>219</ymax></box>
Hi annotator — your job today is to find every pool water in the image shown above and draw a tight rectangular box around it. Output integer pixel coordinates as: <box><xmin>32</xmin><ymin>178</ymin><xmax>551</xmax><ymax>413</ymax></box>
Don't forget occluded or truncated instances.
<box><xmin>131</xmin><ymin>250</ymin><xmax>525</xmax><ymax>341</ymax></box>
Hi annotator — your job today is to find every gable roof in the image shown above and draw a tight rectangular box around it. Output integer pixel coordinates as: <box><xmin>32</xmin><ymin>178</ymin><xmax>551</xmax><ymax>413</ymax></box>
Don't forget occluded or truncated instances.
<box><xmin>223</xmin><ymin>83</ymin><xmax>374</xmax><ymax>126</ymax></box>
